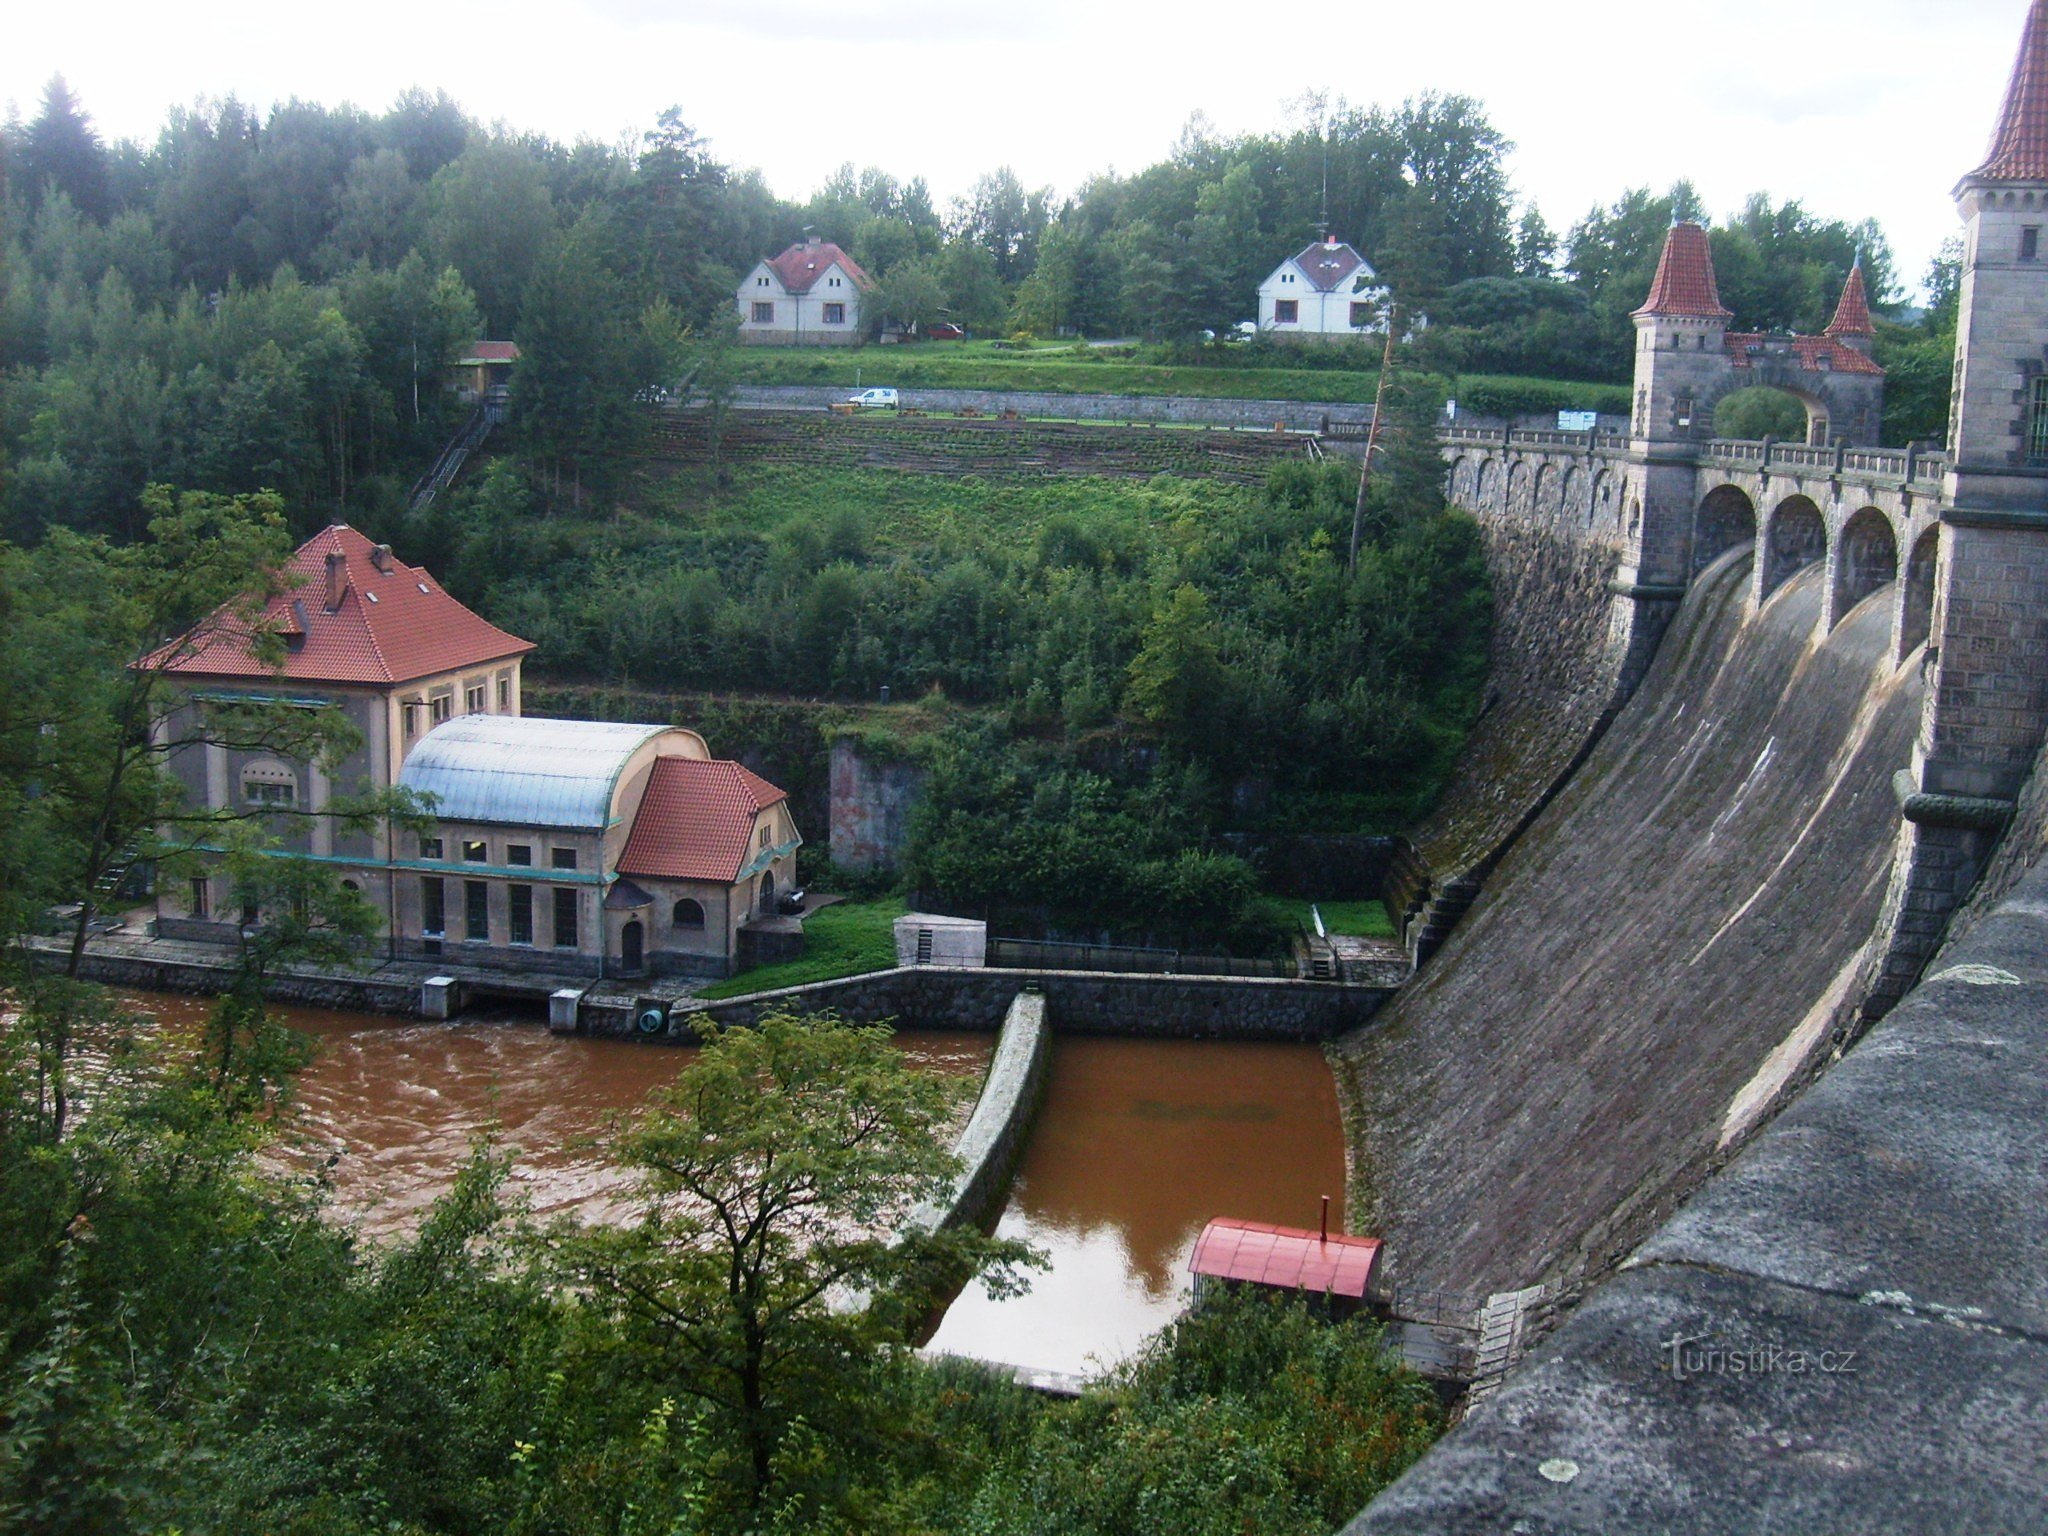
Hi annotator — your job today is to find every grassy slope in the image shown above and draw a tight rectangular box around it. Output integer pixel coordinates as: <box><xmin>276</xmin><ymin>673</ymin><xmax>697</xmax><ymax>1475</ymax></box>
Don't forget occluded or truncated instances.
<box><xmin>725</xmin><ymin>342</ymin><xmax>1628</xmax><ymax>413</ymax></box>
<box><xmin>1275</xmin><ymin>898</ymin><xmax>1397</xmax><ymax>940</ymax></box>
<box><xmin>695</xmin><ymin>896</ymin><xmax>907</xmax><ymax>999</ymax></box>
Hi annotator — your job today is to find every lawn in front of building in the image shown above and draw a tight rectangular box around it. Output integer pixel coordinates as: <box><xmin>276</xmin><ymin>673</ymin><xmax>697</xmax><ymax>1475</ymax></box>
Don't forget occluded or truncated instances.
<box><xmin>696</xmin><ymin>895</ymin><xmax>908</xmax><ymax>1000</ymax></box>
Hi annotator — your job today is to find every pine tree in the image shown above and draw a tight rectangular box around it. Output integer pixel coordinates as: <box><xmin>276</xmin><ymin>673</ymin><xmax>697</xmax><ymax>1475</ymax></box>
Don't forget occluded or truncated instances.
<box><xmin>21</xmin><ymin>75</ymin><xmax>110</xmax><ymax>221</ymax></box>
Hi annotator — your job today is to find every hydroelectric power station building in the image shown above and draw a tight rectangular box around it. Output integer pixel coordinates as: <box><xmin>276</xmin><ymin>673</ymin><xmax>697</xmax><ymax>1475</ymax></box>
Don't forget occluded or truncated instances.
<box><xmin>147</xmin><ymin>524</ymin><xmax>798</xmax><ymax>979</ymax></box>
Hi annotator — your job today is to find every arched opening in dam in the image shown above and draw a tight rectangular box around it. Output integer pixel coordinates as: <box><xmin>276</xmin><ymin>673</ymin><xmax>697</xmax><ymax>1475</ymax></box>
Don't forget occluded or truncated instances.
<box><xmin>1836</xmin><ymin>506</ymin><xmax>1900</xmax><ymax>620</ymax></box>
<box><xmin>1760</xmin><ymin>494</ymin><xmax>1827</xmax><ymax>600</ymax></box>
<box><xmin>1694</xmin><ymin>484</ymin><xmax>1758</xmax><ymax>576</ymax></box>
<box><xmin>1900</xmin><ymin>525</ymin><xmax>1941</xmax><ymax>659</ymax></box>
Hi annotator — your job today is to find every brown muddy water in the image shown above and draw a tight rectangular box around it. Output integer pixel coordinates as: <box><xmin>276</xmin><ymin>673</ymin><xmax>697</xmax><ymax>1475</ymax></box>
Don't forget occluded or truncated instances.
<box><xmin>124</xmin><ymin>997</ymin><xmax>1347</xmax><ymax>1373</ymax></box>
<box><xmin>927</xmin><ymin>1037</ymin><xmax>1348</xmax><ymax>1377</ymax></box>
<box><xmin>126</xmin><ymin>993</ymin><xmax>992</xmax><ymax>1235</ymax></box>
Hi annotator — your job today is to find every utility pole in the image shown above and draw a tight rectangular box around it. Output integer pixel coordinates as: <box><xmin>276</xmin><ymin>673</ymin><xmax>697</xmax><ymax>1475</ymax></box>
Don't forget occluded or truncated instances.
<box><xmin>1350</xmin><ymin>309</ymin><xmax>1399</xmax><ymax>573</ymax></box>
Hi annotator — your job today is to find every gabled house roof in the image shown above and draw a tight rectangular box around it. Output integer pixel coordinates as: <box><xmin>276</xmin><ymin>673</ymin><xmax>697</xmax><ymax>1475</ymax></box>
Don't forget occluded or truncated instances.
<box><xmin>763</xmin><ymin>239</ymin><xmax>874</xmax><ymax>295</ymax></box>
<box><xmin>618</xmin><ymin>758</ymin><xmax>792</xmax><ymax>885</ymax></box>
<box><xmin>1973</xmin><ymin>0</ymin><xmax>2048</xmax><ymax>182</ymax></box>
<box><xmin>1275</xmin><ymin>239</ymin><xmax>1378</xmax><ymax>294</ymax></box>
<box><xmin>146</xmin><ymin>524</ymin><xmax>533</xmax><ymax>686</ymax></box>
<box><xmin>456</xmin><ymin>340</ymin><xmax>520</xmax><ymax>366</ymax></box>
<box><xmin>1633</xmin><ymin>222</ymin><xmax>1733</xmax><ymax>319</ymax></box>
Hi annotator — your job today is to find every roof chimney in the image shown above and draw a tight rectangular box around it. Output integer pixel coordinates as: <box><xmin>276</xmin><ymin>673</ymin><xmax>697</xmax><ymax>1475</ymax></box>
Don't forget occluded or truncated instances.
<box><xmin>324</xmin><ymin>551</ymin><xmax>348</xmax><ymax>612</ymax></box>
<box><xmin>371</xmin><ymin>543</ymin><xmax>393</xmax><ymax>573</ymax></box>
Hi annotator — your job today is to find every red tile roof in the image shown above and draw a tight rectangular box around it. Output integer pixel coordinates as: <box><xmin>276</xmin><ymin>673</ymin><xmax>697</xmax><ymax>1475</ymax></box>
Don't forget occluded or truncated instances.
<box><xmin>1633</xmin><ymin>222</ymin><xmax>1732</xmax><ymax>319</ymax></box>
<box><xmin>457</xmin><ymin>340</ymin><xmax>521</xmax><ymax>364</ymax></box>
<box><xmin>765</xmin><ymin>240</ymin><xmax>874</xmax><ymax>295</ymax></box>
<box><xmin>1189</xmin><ymin>1218</ymin><xmax>1382</xmax><ymax>1299</ymax></box>
<box><xmin>1724</xmin><ymin>331</ymin><xmax>1886</xmax><ymax>377</ymax></box>
<box><xmin>618</xmin><ymin>757</ymin><xmax>790</xmax><ymax>885</ymax></box>
<box><xmin>1974</xmin><ymin>0</ymin><xmax>2048</xmax><ymax>181</ymax></box>
<box><xmin>1824</xmin><ymin>262</ymin><xmax>1874</xmax><ymax>338</ymax></box>
<box><xmin>1289</xmin><ymin>239</ymin><xmax>1373</xmax><ymax>294</ymax></box>
<box><xmin>147</xmin><ymin>524</ymin><xmax>533</xmax><ymax>686</ymax></box>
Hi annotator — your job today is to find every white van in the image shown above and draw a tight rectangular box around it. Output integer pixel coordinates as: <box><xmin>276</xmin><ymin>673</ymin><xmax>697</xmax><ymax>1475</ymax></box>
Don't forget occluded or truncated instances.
<box><xmin>847</xmin><ymin>387</ymin><xmax>899</xmax><ymax>410</ymax></box>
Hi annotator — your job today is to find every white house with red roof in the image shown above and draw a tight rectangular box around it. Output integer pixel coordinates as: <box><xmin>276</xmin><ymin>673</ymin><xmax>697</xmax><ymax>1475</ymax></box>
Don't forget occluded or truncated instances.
<box><xmin>737</xmin><ymin>235</ymin><xmax>874</xmax><ymax>346</ymax></box>
<box><xmin>1256</xmin><ymin>237</ymin><xmax>1391</xmax><ymax>343</ymax></box>
<box><xmin>150</xmin><ymin>525</ymin><xmax>798</xmax><ymax>979</ymax></box>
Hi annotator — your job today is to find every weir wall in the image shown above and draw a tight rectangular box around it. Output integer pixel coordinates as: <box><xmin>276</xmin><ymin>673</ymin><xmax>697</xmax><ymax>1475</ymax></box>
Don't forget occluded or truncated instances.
<box><xmin>723</xmin><ymin>383</ymin><xmax>1370</xmax><ymax>432</ymax></box>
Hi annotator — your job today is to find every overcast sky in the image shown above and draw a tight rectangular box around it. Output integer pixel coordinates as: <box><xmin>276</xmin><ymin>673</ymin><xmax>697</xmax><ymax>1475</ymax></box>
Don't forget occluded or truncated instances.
<box><xmin>6</xmin><ymin>0</ymin><xmax>2033</xmax><ymax>298</ymax></box>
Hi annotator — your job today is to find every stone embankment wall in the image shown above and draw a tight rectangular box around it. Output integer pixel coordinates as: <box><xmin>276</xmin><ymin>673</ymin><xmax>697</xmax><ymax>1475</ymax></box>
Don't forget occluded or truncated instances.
<box><xmin>647</xmin><ymin>411</ymin><xmax>1313</xmax><ymax>485</ymax></box>
<box><xmin>829</xmin><ymin>740</ymin><xmax>926</xmax><ymax>873</ymax></box>
<box><xmin>906</xmin><ymin>991</ymin><xmax>1050</xmax><ymax>1236</ymax></box>
<box><xmin>54</xmin><ymin>943</ymin><xmax>424</xmax><ymax>1016</ymax></box>
<box><xmin>1339</xmin><ymin>553</ymin><xmax>1923</xmax><ymax>1297</ymax></box>
<box><xmin>609</xmin><ymin>965</ymin><xmax>1391</xmax><ymax>1042</ymax></box>
<box><xmin>724</xmin><ymin>384</ymin><xmax>1369</xmax><ymax>433</ymax></box>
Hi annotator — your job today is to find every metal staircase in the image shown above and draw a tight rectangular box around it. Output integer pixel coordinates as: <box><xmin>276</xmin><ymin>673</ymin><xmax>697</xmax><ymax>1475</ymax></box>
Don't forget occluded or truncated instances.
<box><xmin>407</xmin><ymin>395</ymin><xmax>504</xmax><ymax>513</ymax></box>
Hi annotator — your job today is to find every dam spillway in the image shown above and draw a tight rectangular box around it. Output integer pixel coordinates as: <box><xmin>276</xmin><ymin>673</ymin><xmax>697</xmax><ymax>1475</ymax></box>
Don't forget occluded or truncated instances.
<box><xmin>1339</xmin><ymin>549</ymin><xmax>1922</xmax><ymax>1296</ymax></box>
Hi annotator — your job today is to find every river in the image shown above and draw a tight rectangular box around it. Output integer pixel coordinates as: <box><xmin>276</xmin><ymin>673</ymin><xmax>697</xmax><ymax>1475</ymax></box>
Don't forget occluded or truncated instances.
<box><xmin>125</xmin><ymin>995</ymin><xmax>1348</xmax><ymax>1375</ymax></box>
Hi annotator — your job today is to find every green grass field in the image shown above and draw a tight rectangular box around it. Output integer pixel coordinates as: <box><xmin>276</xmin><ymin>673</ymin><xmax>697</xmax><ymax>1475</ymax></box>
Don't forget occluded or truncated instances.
<box><xmin>695</xmin><ymin>896</ymin><xmax>907</xmax><ymax>999</ymax></box>
<box><xmin>1275</xmin><ymin>898</ymin><xmax>1397</xmax><ymax>940</ymax></box>
<box><xmin>725</xmin><ymin>344</ymin><xmax>1630</xmax><ymax>415</ymax></box>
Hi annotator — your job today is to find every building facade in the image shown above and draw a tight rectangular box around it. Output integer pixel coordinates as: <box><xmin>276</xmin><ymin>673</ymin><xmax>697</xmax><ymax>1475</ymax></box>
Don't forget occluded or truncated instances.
<box><xmin>149</xmin><ymin>525</ymin><xmax>796</xmax><ymax>979</ymax></box>
<box><xmin>736</xmin><ymin>236</ymin><xmax>873</xmax><ymax>346</ymax></box>
<box><xmin>1256</xmin><ymin>239</ymin><xmax>1391</xmax><ymax>343</ymax></box>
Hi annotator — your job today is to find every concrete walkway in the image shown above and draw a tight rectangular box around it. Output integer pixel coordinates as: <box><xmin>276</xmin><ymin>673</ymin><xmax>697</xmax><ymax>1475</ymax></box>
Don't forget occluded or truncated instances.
<box><xmin>1346</xmin><ymin>856</ymin><xmax>2048</xmax><ymax>1533</ymax></box>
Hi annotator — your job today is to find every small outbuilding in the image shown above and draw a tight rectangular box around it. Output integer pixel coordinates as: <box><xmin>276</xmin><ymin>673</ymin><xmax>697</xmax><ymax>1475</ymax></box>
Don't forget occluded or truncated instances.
<box><xmin>1189</xmin><ymin>1217</ymin><xmax>1383</xmax><ymax>1313</ymax></box>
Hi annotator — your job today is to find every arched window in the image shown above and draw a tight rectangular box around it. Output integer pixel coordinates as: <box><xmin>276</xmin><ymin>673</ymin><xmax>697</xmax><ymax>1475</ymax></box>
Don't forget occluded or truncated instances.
<box><xmin>672</xmin><ymin>898</ymin><xmax>706</xmax><ymax>931</ymax></box>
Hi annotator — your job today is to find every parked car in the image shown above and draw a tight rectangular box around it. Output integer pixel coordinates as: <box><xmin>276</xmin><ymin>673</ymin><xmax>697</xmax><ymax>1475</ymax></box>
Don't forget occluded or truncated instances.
<box><xmin>846</xmin><ymin>387</ymin><xmax>899</xmax><ymax>410</ymax></box>
<box><xmin>927</xmin><ymin>322</ymin><xmax>966</xmax><ymax>341</ymax></box>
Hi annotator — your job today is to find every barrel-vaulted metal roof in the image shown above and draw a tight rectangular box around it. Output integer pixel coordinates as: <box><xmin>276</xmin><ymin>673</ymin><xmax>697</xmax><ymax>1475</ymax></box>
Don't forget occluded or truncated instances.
<box><xmin>399</xmin><ymin>716</ymin><xmax>679</xmax><ymax>830</ymax></box>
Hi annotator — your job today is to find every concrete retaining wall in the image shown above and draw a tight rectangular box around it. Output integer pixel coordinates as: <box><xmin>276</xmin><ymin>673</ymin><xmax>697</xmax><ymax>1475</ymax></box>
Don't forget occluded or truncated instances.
<box><xmin>727</xmin><ymin>384</ymin><xmax>1369</xmax><ymax>433</ymax></box>
<box><xmin>908</xmin><ymin>991</ymin><xmax>1050</xmax><ymax>1235</ymax></box>
<box><xmin>636</xmin><ymin>965</ymin><xmax>1391</xmax><ymax>1043</ymax></box>
<box><xmin>62</xmin><ymin>947</ymin><xmax>424</xmax><ymax>1017</ymax></box>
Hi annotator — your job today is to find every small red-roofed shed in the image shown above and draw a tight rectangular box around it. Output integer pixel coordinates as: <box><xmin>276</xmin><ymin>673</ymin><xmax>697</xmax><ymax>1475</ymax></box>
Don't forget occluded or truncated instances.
<box><xmin>1190</xmin><ymin>1217</ymin><xmax>1383</xmax><ymax>1313</ymax></box>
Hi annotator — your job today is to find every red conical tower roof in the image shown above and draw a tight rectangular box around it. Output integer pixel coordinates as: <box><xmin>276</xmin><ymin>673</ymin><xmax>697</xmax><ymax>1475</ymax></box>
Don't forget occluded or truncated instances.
<box><xmin>1632</xmin><ymin>221</ymin><xmax>1732</xmax><ymax>320</ymax></box>
<box><xmin>1825</xmin><ymin>259</ymin><xmax>1875</xmax><ymax>338</ymax></box>
<box><xmin>1973</xmin><ymin>0</ymin><xmax>2048</xmax><ymax>181</ymax></box>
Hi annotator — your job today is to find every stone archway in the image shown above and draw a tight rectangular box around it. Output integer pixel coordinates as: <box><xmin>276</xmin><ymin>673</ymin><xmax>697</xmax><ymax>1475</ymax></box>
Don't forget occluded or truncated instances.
<box><xmin>1450</xmin><ymin>458</ymin><xmax>1478</xmax><ymax>505</ymax></box>
<box><xmin>1834</xmin><ymin>507</ymin><xmax>1900</xmax><ymax>621</ymax></box>
<box><xmin>1506</xmin><ymin>461</ymin><xmax>1532</xmax><ymax>517</ymax></box>
<box><xmin>1475</xmin><ymin>459</ymin><xmax>1500</xmax><ymax>510</ymax></box>
<box><xmin>1899</xmin><ymin>526</ymin><xmax>1940</xmax><ymax>659</ymax></box>
<box><xmin>1562</xmin><ymin>466</ymin><xmax>1588</xmax><ymax>525</ymax></box>
<box><xmin>1760</xmin><ymin>495</ymin><xmax>1826</xmax><ymax>600</ymax></box>
<box><xmin>1694</xmin><ymin>484</ymin><xmax>1758</xmax><ymax>575</ymax></box>
<box><xmin>1534</xmin><ymin>463</ymin><xmax>1563</xmax><ymax>521</ymax></box>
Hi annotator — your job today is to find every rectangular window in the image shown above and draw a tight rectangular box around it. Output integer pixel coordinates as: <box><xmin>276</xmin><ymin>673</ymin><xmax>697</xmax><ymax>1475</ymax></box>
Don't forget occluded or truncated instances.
<box><xmin>430</xmin><ymin>694</ymin><xmax>453</xmax><ymax>724</ymax></box>
<box><xmin>421</xmin><ymin>877</ymin><xmax>445</xmax><ymax>935</ymax></box>
<box><xmin>2025</xmin><ymin>226</ymin><xmax>2041</xmax><ymax>262</ymax></box>
<box><xmin>551</xmin><ymin>847</ymin><xmax>578</xmax><ymax>870</ymax></box>
<box><xmin>507</xmin><ymin>844</ymin><xmax>532</xmax><ymax>867</ymax></box>
<box><xmin>553</xmin><ymin>887</ymin><xmax>579</xmax><ymax>949</ymax></box>
<box><xmin>420</xmin><ymin>836</ymin><xmax>444</xmax><ymax>860</ymax></box>
<box><xmin>1274</xmin><ymin>299</ymin><xmax>1298</xmax><ymax>324</ymax></box>
<box><xmin>465</xmin><ymin>880</ymin><xmax>489</xmax><ymax>942</ymax></box>
<box><xmin>2028</xmin><ymin>377</ymin><xmax>2048</xmax><ymax>464</ymax></box>
<box><xmin>465</xmin><ymin>683</ymin><xmax>486</xmax><ymax>713</ymax></box>
<box><xmin>245</xmin><ymin>781</ymin><xmax>296</xmax><ymax>808</ymax></box>
<box><xmin>823</xmin><ymin>302</ymin><xmax>846</xmax><ymax>325</ymax></box>
<box><xmin>189</xmin><ymin>877</ymin><xmax>210</xmax><ymax>919</ymax></box>
<box><xmin>509</xmin><ymin>884</ymin><xmax>533</xmax><ymax>945</ymax></box>
<box><xmin>462</xmin><ymin>839</ymin><xmax>487</xmax><ymax>863</ymax></box>
<box><xmin>403</xmin><ymin>701</ymin><xmax>422</xmax><ymax>739</ymax></box>
<box><xmin>497</xmin><ymin>675</ymin><xmax>510</xmax><ymax>710</ymax></box>
<box><xmin>1349</xmin><ymin>301</ymin><xmax>1373</xmax><ymax>328</ymax></box>
<box><xmin>751</xmin><ymin>301</ymin><xmax>775</xmax><ymax>323</ymax></box>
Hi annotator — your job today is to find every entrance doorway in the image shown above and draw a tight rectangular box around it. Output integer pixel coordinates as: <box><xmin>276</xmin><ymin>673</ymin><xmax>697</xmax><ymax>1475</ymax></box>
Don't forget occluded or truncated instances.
<box><xmin>621</xmin><ymin>919</ymin><xmax>644</xmax><ymax>972</ymax></box>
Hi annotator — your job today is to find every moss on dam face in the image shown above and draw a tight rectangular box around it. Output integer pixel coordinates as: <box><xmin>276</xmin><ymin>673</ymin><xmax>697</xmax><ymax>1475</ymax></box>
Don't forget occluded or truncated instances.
<box><xmin>1338</xmin><ymin>550</ymin><xmax>1922</xmax><ymax>1296</ymax></box>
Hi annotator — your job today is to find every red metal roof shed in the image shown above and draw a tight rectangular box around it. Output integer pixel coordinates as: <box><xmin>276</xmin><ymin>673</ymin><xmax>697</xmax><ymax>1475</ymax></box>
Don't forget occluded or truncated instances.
<box><xmin>1189</xmin><ymin>1218</ymin><xmax>1383</xmax><ymax>1298</ymax></box>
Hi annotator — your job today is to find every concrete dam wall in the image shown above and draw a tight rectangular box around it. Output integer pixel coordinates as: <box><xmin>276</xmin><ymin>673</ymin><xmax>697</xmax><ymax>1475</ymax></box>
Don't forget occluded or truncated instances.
<box><xmin>1337</xmin><ymin>549</ymin><xmax>1922</xmax><ymax>1296</ymax></box>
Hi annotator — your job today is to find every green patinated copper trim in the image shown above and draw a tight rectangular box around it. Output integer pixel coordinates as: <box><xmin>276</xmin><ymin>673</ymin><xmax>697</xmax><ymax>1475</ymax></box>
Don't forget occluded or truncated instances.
<box><xmin>735</xmin><ymin>836</ymin><xmax>803</xmax><ymax>883</ymax></box>
<box><xmin>1891</xmin><ymin>770</ymin><xmax>2015</xmax><ymax>830</ymax></box>
<box><xmin>194</xmin><ymin>844</ymin><xmax>608</xmax><ymax>884</ymax></box>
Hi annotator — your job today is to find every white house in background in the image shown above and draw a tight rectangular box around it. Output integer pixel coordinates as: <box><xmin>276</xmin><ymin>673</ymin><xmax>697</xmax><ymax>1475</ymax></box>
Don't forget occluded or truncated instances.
<box><xmin>736</xmin><ymin>235</ymin><xmax>874</xmax><ymax>346</ymax></box>
<box><xmin>1256</xmin><ymin>238</ymin><xmax>1391</xmax><ymax>343</ymax></box>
